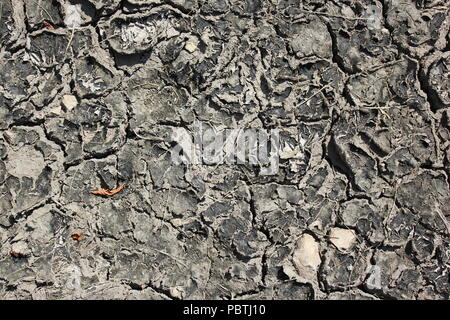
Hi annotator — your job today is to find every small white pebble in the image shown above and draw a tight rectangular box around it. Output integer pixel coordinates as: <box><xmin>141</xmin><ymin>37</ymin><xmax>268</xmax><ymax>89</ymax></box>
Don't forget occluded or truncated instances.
<box><xmin>185</xmin><ymin>42</ymin><xmax>197</xmax><ymax>53</ymax></box>
<box><xmin>61</xmin><ymin>94</ymin><xmax>78</xmax><ymax>111</ymax></box>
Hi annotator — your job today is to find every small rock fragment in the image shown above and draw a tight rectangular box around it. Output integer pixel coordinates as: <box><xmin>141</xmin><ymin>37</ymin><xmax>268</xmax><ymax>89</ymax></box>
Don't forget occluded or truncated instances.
<box><xmin>293</xmin><ymin>233</ymin><xmax>321</xmax><ymax>279</ymax></box>
<box><xmin>329</xmin><ymin>228</ymin><xmax>357</xmax><ymax>251</ymax></box>
<box><xmin>185</xmin><ymin>42</ymin><xmax>197</xmax><ymax>53</ymax></box>
<box><xmin>171</xmin><ymin>218</ymin><xmax>183</xmax><ymax>227</ymax></box>
<box><xmin>62</xmin><ymin>95</ymin><xmax>78</xmax><ymax>111</ymax></box>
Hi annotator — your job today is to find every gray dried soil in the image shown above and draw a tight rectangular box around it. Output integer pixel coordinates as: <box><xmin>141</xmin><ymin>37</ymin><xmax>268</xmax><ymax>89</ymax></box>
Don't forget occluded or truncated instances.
<box><xmin>0</xmin><ymin>0</ymin><xmax>449</xmax><ymax>300</ymax></box>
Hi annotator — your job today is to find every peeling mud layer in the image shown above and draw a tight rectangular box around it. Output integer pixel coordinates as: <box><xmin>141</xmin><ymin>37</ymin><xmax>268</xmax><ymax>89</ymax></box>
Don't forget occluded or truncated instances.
<box><xmin>0</xmin><ymin>0</ymin><xmax>449</xmax><ymax>300</ymax></box>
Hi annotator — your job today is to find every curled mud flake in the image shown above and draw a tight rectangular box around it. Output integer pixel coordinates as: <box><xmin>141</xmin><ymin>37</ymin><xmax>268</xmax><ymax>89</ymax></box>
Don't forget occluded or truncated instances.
<box><xmin>89</xmin><ymin>184</ymin><xmax>125</xmax><ymax>196</ymax></box>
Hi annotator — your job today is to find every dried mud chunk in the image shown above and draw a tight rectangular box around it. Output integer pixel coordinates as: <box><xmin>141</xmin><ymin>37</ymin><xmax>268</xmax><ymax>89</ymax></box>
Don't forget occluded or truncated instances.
<box><xmin>202</xmin><ymin>202</ymin><xmax>233</xmax><ymax>224</ymax></box>
<box><xmin>217</xmin><ymin>215</ymin><xmax>250</xmax><ymax>242</ymax></box>
<box><xmin>24</xmin><ymin>0</ymin><xmax>62</xmax><ymax>27</ymax></box>
<box><xmin>0</xmin><ymin>258</ymin><xmax>33</xmax><ymax>283</ymax></box>
<box><xmin>360</xmin><ymin>129</ymin><xmax>391</xmax><ymax>156</ymax></box>
<box><xmin>340</xmin><ymin>199</ymin><xmax>384</xmax><ymax>243</ymax></box>
<box><xmin>335</xmin><ymin>28</ymin><xmax>396</xmax><ymax>73</ymax></box>
<box><xmin>396</xmin><ymin>171</ymin><xmax>450</xmax><ymax>233</ymax></box>
<box><xmin>385</xmin><ymin>0</ymin><xmax>449</xmax><ymax>56</ymax></box>
<box><xmin>32</xmin><ymin>71</ymin><xmax>62</xmax><ymax>108</ymax></box>
<box><xmin>27</xmin><ymin>32</ymin><xmax>69</xmax><ymax>68</ymax></box>
<box><xmin>322</xmin><ymin>247</ymin><xmax>369</xmax><ymax>290</ymax></box>
<box><xmin>61</xmin><ymin>157</ymin><xmax>117</xmax><ymax>204</ymax></box>
<box><xmin>0</xmin><ymin>0</ymin><xmax>13</xmax><ymax>45</ymax></box>
<box><xmin>233</xmin><ymin>229</ymin><xmax>268</xmax><ymax>258</ymax></box>
<box><xmin>99</xmin><ymin>201</ymin><xmax>131</xmax><ymax>238</ymax></box>
<box><xmin>249</xmin><ymin>282</ymin><xmax>312</xmax><ymax>300</ymax></box>
<box><xmin>261</xmin><ymin>210</ymin><xmax>299</xmax><ymax>244</ymax></box>
<box><xmin>158</xmin><ymin>37</ymin><xmax>185</xmax><ymax>63</ymax></box>
<box><xmin>148</xmin><ymin>158</ymin><xmax>189</xmax><ymax>189</ymax></box>
<box><xmin>422</xmin><ymin>262</ymin><xmax>449</xmax><ymax>295</ymax></box>
<box><xmin>427</xmin><ymin>54</ymin><xmax>450</xmax><ymax>108</ymax></box>
<box><xmin>110</xmin><ymin>252</ymin><xmax>150</xmax><ymax>285</ymax></box>
<box><xmin>87</xmin><ymin>0</ymin><xmax>121</xmax><ymax>14</ymax></box>
<box><xmin>0</xmin><ymin>57</ymin><xmax>39</xmax><ymax>99</ymax></box>
<box><xmin>408</xmin><ymin>225</ymin><xmax>436</xmax><ymax>261</ymax></box>
<box><xmin>4</xmin><ymin>166</ymin><xmax>52</xmax><ymax>217</ymax></box>
<box><xmin>295</xmin><ymin>87</ymin><xmax>330</xmax><ymax>121</ymax></box>
<box><xmin>277</xmin><ymin>185</ymin><xmax>303</xmax><ymax>204</ymax></box>
<box><xmin>24</xmin><ymin>205</ymin><xmax>63</xmax><ymax>256</ymax></box>
<box><xmin>74</xmin><ymin>57</ymin><xmax>119</xmax><ymax>97</ymax></box>
<box><xmin>83</xmin><ymin>126</ymin><xmax>125</xmax><ymax>157</ymax></box>
<box><xmin>64</xmin><ymin>96</ymin><xmax>126</xmax><ymax>152</ymax></box>
<box><xmin>69</xmin><ymin>28</ymin><xmax>96</xmax><ymax>53</ymax></box>
<box><xmin>71</xmin><ymin>101</ymin><xmax>112</xmax><ymax>127</ymax></box>
<box><xmin>5</xmin><ymin>145</ymin><xmax>45</xmax><ymax>179</ymax></box>
<box><xmin>200</xmin><ymin>0</ymin><xmax>230</xmax><ymax>14</ymax></box>
<box><xmin>0</xmin><ymin>94</ymin><xmax>13</xmax><ymax>129</ymax></box>
<box><xmin>0</xmin><ymin>159</ymin><xmax>6</xmax><ymax>183</ymax></box>
<box><xmin>391</xmin><ymin>268</ymin><xmax>424</xmax><ymax>299</ymax></box>
<box><xmin>126</xmin><ymin>0</ymin><xmax>160</xmax><ymax>5</ymax></box>
<box><xmin>251</xmin><ymin>184</ymin><xmax>279</xmax><ymax>215</ymax></box>
<box><xmin>106</xmin><ymin>11</ymin><xmax>181</xmax><ymax>54</ymax></box>
<box><xmin>127</xmin><ymin>69</ymin><xmax>187</xmax><ymax>129</ymax></box>
<box><xmin>113</xmin><ymin>222</ymin><xmax>209</xmax><ymax>299</ymax></box>
<box><xmin>0</xmin><ymin>127</ymin><xmax>61</xmax><ymax>222</ymax></box>
<box><xmin>365</xmin><ymin>250</ymin><xmax>418</xmax><ymax>298</ymax></box>
<box><xmin>273</xmin><ymin>282</ymin><xmax>312</xmax><ymax>299</ymax></box>
<box><xmin>167</xmin><ymin>189</ymin><xmax>198</xmax><ymax>218</ymax></box>
<box><xmin>348</xmin><ymin>59</ymin><xmax>419</xmax><ymax>107</ymax></box>
<box><xmin>44</xmin><ymin>118</ymin><xmax>83</xmax><ymax>165</ymax></box>
<box><xmin>385</xmin><ymin>149</ymin><xmax>420</xmax><ymax>180</ymax></box>
<box><xmin>385</xmin><ymin>208</ymin><xmax>415</xmax><ymax>246</ymax></box>
<box><xmin>390</xmin><ymin>60</ymin><xmax>425</xmax><ymax>104</ymax></box>
<box><xmin>346</xmin><ymin>70</ymin><xmax>391</xmax><ymax>107</ymax></box>
<box><xmin>289</xmin><ymin>19</ymin><xmax>332</xmax><ymax>59</ymax></box>
<box><xmin>207</xmin><ymin>256</ymin><xmax>263</xmax><ymax>297</ymax></box>
<box><xmin>329</xmin><ymin>136</ymin><xmax>379</xmax><ymax>194</ymax></box>
<box><xmin>306</xmin><ymin>197</ymin><xmax>337</xmax><ymax>232</ymax></box>
<box><xmin>242</xmin><ymin>0</ymin><xmax>263</xmax><ymax>14</ymax></box>
<box><xmin>262</xmin><ymin>245</ymin><xmax>290</xmax><ymax>285</ymax></box>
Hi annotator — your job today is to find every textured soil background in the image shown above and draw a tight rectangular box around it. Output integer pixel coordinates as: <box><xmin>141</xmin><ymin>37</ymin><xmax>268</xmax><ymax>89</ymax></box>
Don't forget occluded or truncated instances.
<box><xmin>0</xmin><ymin>0</ymin><xmax>449</xmax><ymax>300</ymax></box>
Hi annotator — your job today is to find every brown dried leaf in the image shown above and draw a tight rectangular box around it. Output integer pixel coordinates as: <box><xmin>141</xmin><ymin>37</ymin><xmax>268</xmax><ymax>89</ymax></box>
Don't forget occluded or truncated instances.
<box><xmin>71</xmin><ymin>233</ymin><xmax>84</xmax><ymax>241</ymax></box>
<box><xmin>43</xmin><ymin>21</ymin><xmax>55</xmax><ymax>30</ymax></box>
<box><xmin>10</xmin><ymin>248</ymin><xmax>22</xmax><ymax>258</ymax></box>
<box><xmin>89</xmin><ymin>184</ymin><xmax>125</xmax><ymax>197</ymax></box>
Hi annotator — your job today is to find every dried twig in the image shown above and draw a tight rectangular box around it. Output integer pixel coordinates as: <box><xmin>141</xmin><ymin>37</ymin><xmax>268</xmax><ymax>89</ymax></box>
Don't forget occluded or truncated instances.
<box><xmin>297</xmin><ymin>83</ymin><xmax>332</xmax><ymax>108</ymax></box>
<box><xmin>151</xmin><ymin>248</ymin><xmax>188</xmax><ymax>269</ymax></box>
<box><xmin>435</xmin><ymin>206</ymin><xmax>450</xmax><ymax>236</ymax></box>
<box><xmin>65</xmin><ymin>26</ymin><xmax>76</xmax><ymax>54</ymax></box>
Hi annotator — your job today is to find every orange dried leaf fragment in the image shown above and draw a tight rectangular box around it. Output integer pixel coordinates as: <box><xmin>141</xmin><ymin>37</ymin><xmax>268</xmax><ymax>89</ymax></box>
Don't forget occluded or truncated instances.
<box><xmin>43</xmin><ymin>21</ymin><xmax>55</xmax><ymax>30</ymax></box>
<box><xmin>10</xmin><ymin>248</ymin><xmax>22</xmax><ymax>258</ymax></box>
<box><xmin>71</xmin><ymin>233</ymin><xmax>84</xmax><ymax>241</ymax></box>
<box><xmin>89</xmin><ymin>184</ymin><xmax>125</xmax><ymax>197</ymax></box>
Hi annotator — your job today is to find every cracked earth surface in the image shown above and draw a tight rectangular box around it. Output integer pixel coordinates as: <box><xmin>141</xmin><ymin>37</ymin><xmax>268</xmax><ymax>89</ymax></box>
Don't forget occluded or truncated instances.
<box><xmin>0</xmin><ymin>0</ymin><xmax>449</xmax><ymax>300</ymax></box>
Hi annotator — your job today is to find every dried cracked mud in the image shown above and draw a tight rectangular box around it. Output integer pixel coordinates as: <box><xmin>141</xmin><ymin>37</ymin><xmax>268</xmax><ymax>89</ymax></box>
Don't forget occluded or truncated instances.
<box><xmin>0</xmin><ymin>0</ymin><xmax>449</xmax><ymax>300</ymax></box>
